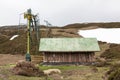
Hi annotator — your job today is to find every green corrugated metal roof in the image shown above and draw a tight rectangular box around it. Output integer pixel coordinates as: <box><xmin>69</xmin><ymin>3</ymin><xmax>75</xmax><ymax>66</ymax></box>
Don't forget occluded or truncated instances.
<box><xmin>39</xmin><ymin>38</ymin><xmax>100</xmax><ymax>52</ymax></box>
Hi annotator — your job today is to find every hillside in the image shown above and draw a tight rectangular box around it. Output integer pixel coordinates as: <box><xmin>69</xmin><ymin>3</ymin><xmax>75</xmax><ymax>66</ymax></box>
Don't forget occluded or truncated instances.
<box><xmin>63</xmin><ymin>22</ymin><xmax>120</xmax><ymax>29</ymax></box>
<box><xmin>0</xmin><ymin>25</ymin><xmax>80</xmax><ymax>55</ymax></box>
<box><xmin>0</xmin><ymin>23</ymin><xmax>120</xmax><ymax>80</ymax></box>
<box><xmin>0</xmin><ymin>23</ymin><xmax>120</xmax><ymax>56</ymax></box>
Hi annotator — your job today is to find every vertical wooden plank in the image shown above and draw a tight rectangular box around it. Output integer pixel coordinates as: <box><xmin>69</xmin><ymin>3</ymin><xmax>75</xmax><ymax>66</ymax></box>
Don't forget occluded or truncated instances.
<box><xmin>93</xmin><ymin>52</ymin><xmax>95</xmax><ymax>62</ymax></box>
<box><xmin>87</xmin><ymin>52</ymin><xmax>90</xmax><ymax>63</ymax></box>
<box><xmin>85</xmin><ymin>53</ymin><xmax>87</xmax><ymax>63</ymax></box>
<box><xmin>64</xmin><ymin>53</ymin><xmax>66</xmax><ymax>62</ymax></box>
<box><xmin>66</xmin><ymin>53</ymin><xmax>67</xmax><ymax>62</ymax></box>
<box><xmin>45</xmin><ymin>52</ymin><xmax>46</xmax><ymax>62</ymax></box>
<box><xmin>43</xmin><ymin>52</ymin><xmax>46</xmax><ymax>62</ymax></box>
<box><xmin>57</xmin><ymin>53</ymin><xmax>59</xmax><ymax>62</ymax></box>
<box><xmin>47</xmin><ymin>52</ymin><xmax>49</xmax><ymax>62</ymax></box>
<box><xmin>67</xmin><ymin>53</ymin><xmax>69</xmax><ymax>62</ymax></box>
<box><xmin>80</xmin><ymin>53</ymin><xmax>82</xmax><ymax>63</ymax></box>
<box><xmin>62</xmin><ymin>53</ymin><xmax>63</xmax><ymax>63</ymax></box>
<box><xmin>89</xmin><ymin>52</ymin><xmax>91</xmax><ymax>62</ymax></box>
<box><xmin>77</xmin><ymin>53</ymin><xmax>79</xmax><ymax>62</ymax></box>
<box><xmin>47</xmin><ymin>52</ymin><xmax>48</xmax><ymax>62</ymax></box>
<box><xmin>82</xmin><ymin>53</ymin><xmax>84</xmax><ymax>63</ymax></box>
<box><xmin>63</xmin><ymin>53</ymin><xmax>64</xmax><ymax>62</ymax></box>
<box><xmin>64</xmin><ymin>53</ymin><xmax>65</xmax><ymax>62</ymax></box>
<box><xmin>89</xmin><ymin>53</ymin><xmax>92</xmax><ymax>62</ymax></box>
<box><xmin>50</xmin><ymin>52</ymin><xmax>53</xmax><ymax>62</ymax></box>
<box><xmin>74</xmin><ymin>53</ymin><xmax>76</xmax><ymax>62</ymax></box>
<box><xmin>72</xmin><ymin>52</ymin><xmax>74</xmax><ymax>62</ymax></box>
<box><xmin>84</xmin><ymin>53</ymin><xmax>86</xmax><ymax>63</ymax></box>
<box><xmin>66</xmin><ymin>53</ymin><xmax>68</xmax><ymax>62</ymax></box>
<box><xmin>45</xmin><ymin>52</ymin><xmax>47</xmax><ymax>62</ymax></box>
<box><xmin>70</xmin><ymin>52</ymin><xmax>72</xmax><ymax>62</ymax></box>
<box><xmin>83</xmin><ymin>53</ymin><xmax>85</xmax><ymax>63</ymax></box>
<box><xmin>61</xmin><ymin>53</ymin><xmax>63</xmax><ymax>62</ymax></box>
<box><xmin>71</xmin><ymin>52</ymin><xmax>73</xmax><ymax>62</ymax></box>
<box><xmin>91</xmin><ymin>53</ymin><xmax>93</xmax><ymax>62</ymax></box>
<box><xmin>74</xmin><ymin>53</ymin><xmax>77</xmax><ymax>62</ymax></box>
<box><xmin>91</xmin><ymin>52</ymin><xmax>93</xmax><ymax>62</ymax></box>
<box><xmin>48</xmin><ymin>52</ymin><xmax>50</xmax><ymax>62</ymax></box>
<box><xmin>79</xmin><ymin>53</ymin><xmax>80</xmax><ymax>62</ymax></box>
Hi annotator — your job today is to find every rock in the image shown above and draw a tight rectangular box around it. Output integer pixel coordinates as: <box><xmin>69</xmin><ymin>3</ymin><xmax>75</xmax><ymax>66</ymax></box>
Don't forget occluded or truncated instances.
<box><xmin>43</xmin><ymin>69</ymin><xmax>61</xmax><ymax>75</ymax></box>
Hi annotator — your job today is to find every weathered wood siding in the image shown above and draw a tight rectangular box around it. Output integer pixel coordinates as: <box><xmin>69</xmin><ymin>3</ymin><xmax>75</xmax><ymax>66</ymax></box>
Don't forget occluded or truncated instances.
<box><xmin>43</xmin><ymin>52</ymin><xmax>95</xmax><ymax>63</ymax></box>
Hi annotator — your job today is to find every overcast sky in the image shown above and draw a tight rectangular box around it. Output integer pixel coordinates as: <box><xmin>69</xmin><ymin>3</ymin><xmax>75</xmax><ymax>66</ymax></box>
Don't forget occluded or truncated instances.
<box><xmin>0</xmin><ymin>0</ymin><xmax>120</xmax><ymax>26</ymax></box>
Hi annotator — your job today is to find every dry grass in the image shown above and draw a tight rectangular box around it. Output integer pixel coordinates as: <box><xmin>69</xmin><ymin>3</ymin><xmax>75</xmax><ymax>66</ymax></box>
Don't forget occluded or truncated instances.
<box><xmin>100</xmin><ymin>44</ymin><xmax>120</xmax><ymax>59</ymax></box>
<box><xmin>0</xmin><ymin>63</ymin><xmax>109</xmax><ymax>80</ymax></box>
<box><xmin>95</xmin><ymin>42</ymin><xmax>110</xmax><ymax>58</ymax></box>
<box><xmin>52</xmin><ymin>29</ymin><xmax>81</xmax><ymax>38</ymax></box>
<box><xmin>0</xmin><ymin>27</ymin><xmax>82</xmax><ymax>55</ymax></box>
<box><xmin>61</xmin><ymin>66</ymin><xmax>108</xmax><ymax>80</ymax></box>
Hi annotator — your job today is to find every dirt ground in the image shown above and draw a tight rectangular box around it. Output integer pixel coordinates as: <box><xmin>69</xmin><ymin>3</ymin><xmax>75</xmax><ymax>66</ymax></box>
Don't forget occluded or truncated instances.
<box><xmin>0</xmin><ymin>54</ymin><xmax>109</xmax><ymax>80</ymax></box>
<box><xmin>0</xmin><ymin>54</ymin><xmax>24</xmax><ymax>66</ymax></box>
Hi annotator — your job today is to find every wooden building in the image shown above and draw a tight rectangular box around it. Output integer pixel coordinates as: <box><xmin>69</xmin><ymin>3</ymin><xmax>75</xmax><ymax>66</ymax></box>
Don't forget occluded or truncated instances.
<box><xmin>39</xmin><ymin>38</ymin><xmax>100</xmax><ymax>64</ymax></box>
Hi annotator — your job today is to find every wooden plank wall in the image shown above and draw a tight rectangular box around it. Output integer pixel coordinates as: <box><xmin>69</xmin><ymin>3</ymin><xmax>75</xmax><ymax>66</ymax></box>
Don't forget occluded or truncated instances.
<box><xmin>43</xmin><ymin>52</ymin><xmax>95</xmax><ymax>63</ymax></box>
<box><xmin>31</xmin><ymin>55</ymin><xmax>43</xmax><ymax>63</ymax></box>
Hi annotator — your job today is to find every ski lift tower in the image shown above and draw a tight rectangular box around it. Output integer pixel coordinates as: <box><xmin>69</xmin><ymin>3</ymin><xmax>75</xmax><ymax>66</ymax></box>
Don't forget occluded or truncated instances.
<box><xmin>24</xmin><ymin>9</ymin><xmax>32</xmax><ymax>61</ymax></box>
<box><xmin>44</xmin><ymin>20</ymin><xmax>52</xmax><ymax>37</ymax></box>
<box><xmin>24</xmin><ymin>9</ymin><xmax>40</xmax><ymax>61</ymax></box>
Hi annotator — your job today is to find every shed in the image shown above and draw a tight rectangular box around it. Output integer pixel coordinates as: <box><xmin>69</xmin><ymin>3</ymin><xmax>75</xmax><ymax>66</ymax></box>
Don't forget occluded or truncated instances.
<box><xmin>39</xmin><ymin>38</ymin><xmax>100</xmax><ymax>64</ymax></box>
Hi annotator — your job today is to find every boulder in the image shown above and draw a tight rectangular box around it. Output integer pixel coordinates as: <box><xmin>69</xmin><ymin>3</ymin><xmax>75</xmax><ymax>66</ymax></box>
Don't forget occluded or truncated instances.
<box><xmin>43</xmin><ymin>69</ymin><xmax>61</xmax><ymax>75</ymax></box>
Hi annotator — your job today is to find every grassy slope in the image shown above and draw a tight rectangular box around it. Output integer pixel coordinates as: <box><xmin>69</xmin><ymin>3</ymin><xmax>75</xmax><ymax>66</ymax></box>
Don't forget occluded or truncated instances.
<box><xmin>101</xmin><ymin>44</ymin><xmax>120</xmax><ymax>59</ymax></box>
<box><xmin>0</xmin><ymin>27</ymin><xmax>80</xmax><ymax>54</ymax></box>
<box><xmin>1</xmin><ymin>23</ymin><xmax>119</xmax><ymax>56</ymax></box>
<box><xmin>0</xmin><ymin>64</ymin><xmax>108</xmax><ymax>80</ymax></box>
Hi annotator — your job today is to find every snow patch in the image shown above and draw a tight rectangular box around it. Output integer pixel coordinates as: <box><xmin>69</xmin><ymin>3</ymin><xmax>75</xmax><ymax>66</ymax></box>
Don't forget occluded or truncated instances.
<box><xmin>78</xmin><ymin>28</ymin><xmax>120</xmax><ymax>44</ymax></box>
<box><xmin>10</xmin><ymin>35</ymin><xmax>19</xmax><ymax>40</ymax></box>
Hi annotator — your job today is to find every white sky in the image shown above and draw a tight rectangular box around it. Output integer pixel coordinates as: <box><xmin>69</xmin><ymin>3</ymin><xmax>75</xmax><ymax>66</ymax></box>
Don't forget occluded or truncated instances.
<box><xmin>0</xmin><ymin>0</ymin><xmax>120</xmax><ymax>26</ymax></box>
